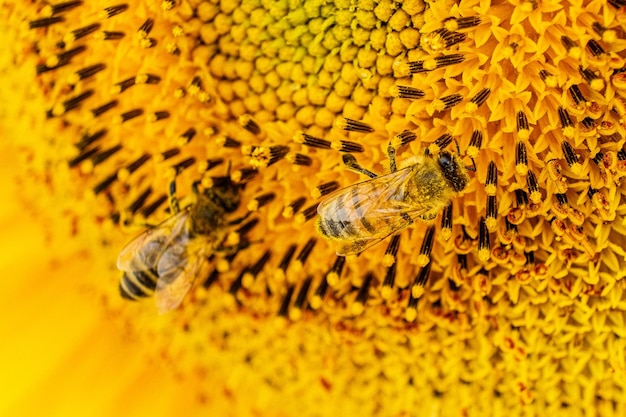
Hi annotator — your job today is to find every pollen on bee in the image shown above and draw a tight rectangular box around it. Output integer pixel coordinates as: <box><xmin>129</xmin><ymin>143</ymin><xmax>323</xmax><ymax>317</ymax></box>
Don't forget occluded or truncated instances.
<box><xmin>295</xmin><ymin>204</ymin><xmax>319</xmax><ymax>224</ymax></box>
<box><xmin>334</xmin><ymin>117</ymin><xmax>374</xmax><ymax>133</ymax></box>
<box><xmin>283</xmin><ymin>197</ymin><xmax>306</xmax><ymax>218</ymax></box>
<box><xmin>416</xmin><ymin>226</ymin><xmax>435</xmax><ymax>267</ymax></box>
<box><xmin>478</xmin><ymin>217</ymin><xmax>490</xmax><ymax>262</ymax></box>
<box><xmin>389</xmin><ymin>85</ymin><xmax>425</xmax><ymax>100</ymax></box>
<box><xmin>557</xmin><ymin>107</ymin><xmax>576</xmax><ymax>139</ymax></box>
<box><xmin>515</xmin><ymin>141</ymin><xmax>529</xmax><ymax>176</ymax></box>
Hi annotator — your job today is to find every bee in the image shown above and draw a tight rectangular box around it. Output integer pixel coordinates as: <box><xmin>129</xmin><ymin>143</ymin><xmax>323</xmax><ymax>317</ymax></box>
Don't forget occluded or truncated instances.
<box><xmin>117</xmin><ymin>173</ymin><xmax>245</xmax><ymax>313</ymax></box>
<box><xmin>316</xmin><ymin>136</ymin><xmax>474</xmax><ymax>256</ymax></box>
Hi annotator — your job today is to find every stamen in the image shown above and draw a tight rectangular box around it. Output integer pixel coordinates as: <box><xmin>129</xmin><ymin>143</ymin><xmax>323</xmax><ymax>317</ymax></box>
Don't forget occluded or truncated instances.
<box><xmin>515</xmin><ymin>141</ymin><xmax>528</xmax><ymax>175</ymax></box>
<box><xmin>485</xmin><ymin>161</ymin><xmax>498</xmax><ymax>196</ymax></box>
<box><xmin>64</xmin><ymin>23</ymin><xmax>101</xmax><ymax>44</ymax></box>
<box><xmin>586</xmin><ymin>39</ymin><xmax>606</xmax><ymax>56</ymax></box>
<box><xmin>443</xmin><ymin>16</ymin><xmax>481</xmax><ymax>31</ymax></box>
<box><xmin>294</xmin><ymin>132</ymin><xmax>331</xmax><ymax>149</ymax></box>
<box><xmin>29</xmin><ymin>16</ymin><xmax>65</xmax><ymax>29</ymax></box>
<box><xmin>171</xmin><ymin>157</ymin><xmax>196</xmax><ymax>174</ymax></box>
<box><xmin>478</xmin><ymin>217</ymin><xmax>490</xmax><ymax>262</ymax></box>
<box><xmin>242</xmin><ymin>251</ymin><xmax>271</xmax><ymax>289</ymax></box>
<box><xmin>486</xmin><ymin>195</ymin><xmax>498</xmax><ymax>231</ymax></box>
<box><xmin>118</xmin><ymin>109</ymin><xmax>144</xmax><ymax>123</ymax></box>
<box><xmin>312</xmin><ymin>182</ymin><xmax>340</xmax><ymax>199</ymax></box>
<box><xmin>291</xmin><ymin>276</ymin><xmax>313</xmax><ymax>319</ymax></box>
<box><xmin>558</xmin><ymin>106</ymin><xmax>576</xmax><ymax>138</ymax></box>
<box><xmin>231</xmin><ymin>167</ymin><xmax>257</xmax><ymax>183</ymax></box>
<box><xmin>332</xmin><ymin>140</ymin><xmax>364</xmax><ymax>153</ymax></box>
<box><xmin>411</xmin><ymin>262</ymin><xmax>432</xmax><ymax>299</ymax></box>
<box><xmin>101</xmin><ymin>31</ymin><xmax>125</xmax><ymax>41</ymax></box>
<box><xmin>75</xmin><ymin>128</ymin><xmax>106</xmax><ymax>150</ymax></box>
<box><xmin>100</xmin><ymin>4</ymin><xmax>130</xmax><ymax>19</ymax></box>
<box><xmin>239</xmin><ymin>114</ymin><xmax>261</xmax><ymax>135</ymax></box>
<box><xmin>283</xmin><ymin>197</ymin><xmax>306</xmax><ymax>218</ymax></box>
<box><xmin>526</xmin><ymin>170</ymin><xmax>541</xmax><ymax>203</ymax></box>
<box><xmin>68</xmin><ymin>147</ymin><xmax>99</xmax><ymax>168</ymax></box>
<box><xmin>278</xmin><ymin>286</ymin><xmax>295</xmax><ymax>317</ymax></box>
<box><xmin>568</xmin><ymin>84</ymin><xmax>586</xmax><ymax>105</ymax></box>
<box><xmin>325</xmin><ymin>256</ymin><xmax>346</xmax><ymax>287</ymax></box>
<box><xmin>247</xmin><ymin>193</ymin><xmax>275</xmax><ymax>211</ymax></box>
<box><xmin>440</xmin><ymin>203</ymin><xmax>453</xmax><ymax>240</ymax></box>
<box><xmin>275</xmin><ymin>244</ymin><xmax>297</xmax><ymax>282</ymax></box>
<box><xmin>381</xmin><ymin>263</ymin><xmax>397</xmax><ymax>300</ymax></box>
<box><xmin>334</xmin><ymin>117</ymin><xmax>374</xmax><ymax>133</ymax></box>
<box><xmin>389</xmin><ymin>85</ymin><xmax>425</xmax><ymax>99</ymax></box>
<box><xmin>466</xmin><ymin>130</ymin><xmax>482</xmax><ymax>159</ymax></box>
<box><xmin>579</xmin><ymin>67</ymin><xmax>605</xmax><ymax>91</ymax></box>
<box><xmin>128</xmin><ymin>188</ymin><xmax>152</xmax><ymax>214</ymax></box>
<box><xmin>295</xmin><ymin>203</ymin><xmax>319</xmax><ymax>224</ymax></box>
<box><xmin>137</xmin><ymin>18</ymin><xmax>155</xmax><ymax>38</ymax></box>
<box><xmin>417</xmin><ymin>226</ymin><xmax>435</xmax><ymax>267</ymax></box>
<box><xmin>431</xmin><ymin>94</ymin><xmax>463</xmax><ymax>112</ymax></box>
<box><xmin>467</xmin><ymin>88</ymin><xmax>491</xmax><ymax>111</ymax></box>
<box><xmin>287</xmin><ymin>153</ymin><xmax>313</xmax><ymax>166</ymax></box>
<box><xmin>216</xmin><ymin>136</ymin><xmax>241</xmax><ymax>148</ymax></box>
<box><xmin>391</xmin><ymin>130</ymin><xmax>418</xmax><ymax>149</ymax></box>
<box><xmin>382</xmin><ymin>235</ymin><xmax>401</xmax><ymax>268</ymax></box>
<box><xmin>141</xmin><ymin>195</ymin><xmax>167</xmax><ymax>218</ymax></box>
<box><xmin>50</xmin><ymin>90</ymin><xmax>94</xmax><ymax>117</ymax></box>
<box><xmin>93</xmin><ymin>173</ymin><xmax>118</xmax><ymax>195</ymax></box>
<box><xmin>309</xmin><ymin>276</ymin><xmax>329</xmax><ymax>309</ymax></box>
<box><xmin>407</xmin><ymin>54</ymin><xmax>465</xmax><ymax>73</ymax></box>
<box><xmin>294</xmin><ymin>238</ymin><xmax>317</xmax><ymax>271</ymax></box>
<box><xmin>352</xmin><ymin>272</ymin><xmax>374</xmax><ymax>315</ymax></box>
<box><xmin>538</xmin><ymin>69</ymin><xmax>558</xmax><ymax>87</ymax></box>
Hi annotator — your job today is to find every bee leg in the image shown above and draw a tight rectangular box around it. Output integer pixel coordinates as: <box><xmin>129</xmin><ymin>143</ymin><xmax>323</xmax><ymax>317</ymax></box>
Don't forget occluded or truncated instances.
<box><xmin>466</xmin><ymin>157</ymin><xmax>477</xmax><ymax>172</ymax></box>
<box><xmin>342</xmin><ymin>154</ymin><xmax>378</xmax><ymax>178</ymax></box>
<box><xmin>169</xmin><ymin>179</ymin><xmax>180</xmax><ymax>214</ymax></box>
<box><xmin>387</xmin><ymin>143</ymin><xmax>397</xmax><ymax>173</ymax></box>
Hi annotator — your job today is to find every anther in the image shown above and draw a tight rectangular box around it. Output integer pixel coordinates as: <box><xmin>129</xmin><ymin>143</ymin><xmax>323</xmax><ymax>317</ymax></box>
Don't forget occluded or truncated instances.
<box><xmin>526</xmin><ymin>170</ymin><xmax>541</xmax><ymax>203</ymax></box>
<box><xmin>71</xmin><ymin>63</ymin><xmax>106</xmax><ymax>84</ymax></box>
<box><xmin>516</xmin><ymin>141</ymin><xmax>528</xmax><ymax>175</ymax></box>
<box><xmin>295</xmin><ymin>204</ymin><xmax>319</xmax><ymax>224</ymax></box>
<box><xmin>568</xmin><ymin>84</ymin><xmax>586</xmax><ymax>105</ymax></box>
<box><xmin>141</xmin><ymin>195</ymin><xmax>167</xmax><ymax>218</ymax></box>
<box><xmin>101</xmin><ymin>31</ymin><xmax>125</xmax><ymax>41</ymax></box>
<box><xmin>389</xmin><ymin>85</ymin><xmax>425</xmax><ymax>99</ymax></box>
<box><xmin>29</xmin><ymin>16</ymin><xmax>65</xmax><ymax>29</ymax></box>
<box><xmin>42</xmin><ymin>1</ymin><xmax>82</xmax><ymax>16</ymax></box>
<box><xmin>382</xmin><ymin>235</ymin><xmax>401</xmax><ymax>268</ymax></box>
<box><xmin>275</xmin><ymin>245</ymin><xmax>297</xmax><ymax>282</ymax></box>
<box><xmin>294</xmin><ymin>239</ymin><xmax>317</xmax><ymax>270</ymax></box>
<box><xmin>118</xmin><ymin>109</ymin><xmax>143</xmax><ymax>123</ymax></box>
<box><xmin>334</xmin><ymin>117</ymin><xmax>374</xmax><ymax>133</ymax></box>
<box><xmin>287</xmin><ymin>153</ymin><xmax>313</xmax><ymax>166</ymax></box>
<box><xmin>586</xmin><ymin>39</ymin><xmax>606</xmax><ymax>56</ymax></box>
<box><xmin>137</xmin><ymin>18</ymin><xmax>154</xmax><ymax>38</ymax></box>
<box><xmin>332</xmin><ymin>140</ymin><xmax>365</xmax><ymax>153</ymax></box>
<box><xmin>312</xmin><ymin>182</ymin><xmax>340</xmax><ymax>199</ymax></box>
<box><xmin>68</xmin><ymin>147</ymin><xmax>99</xmax><ymax>168</ymax></box>
<box><xmin>485</xmin><ymin>161</ymin><xmax>498</xmax><ymax>196</ymax></box>
<box><xmin>239</xmin><ymin>114</ymin><xmax>261</xmax><ymax>135</ymax></box>
<box><xmin>119</xmin><ymin>154</ymin><xmax>150</xmax><ymax>179</ymax></box>
<box><xmin>294</xmin><ymin>132</ymin><xmax>331</xmax><ymax>149</ymax></box>
<box><xmin>113</xmin><ymin>76</ymin><xmax>136</xmax><ymax>94</ymax></box>
<box><xmin>407</xmin><ymin>54</ymin><xmax>465</xmax><ymax>73</ymax></box>
<box><xmin>486</xmin><ymin>195</ymin><xmax>498</xmax><ymax>231</ymax></box>
<box><xmin>309</xmin><ymin>276</ymin><xmax>329</xmax><ymax>309</ymax></box>
<box><xmin>558</xmin><ymin>106</ymin><xmax>575</xmax><ymax>138</ymax></box>
<box><xmin>292</xmin><ymin>277</ymin><xmax>313</xmax><ymax>316</ymax></box>
<box><xmin>171</xmin><ymin>157</ymin><xmax>196</xmax><ymax>174</ymax></box>
<box><xmin>278</xmin><ymin>285</ymin><xmax>295</xmax><ymax>317</ymax></box>
<box><xmin>234</xmin><ymin>218</ymin><xmax>259</xmax><ymax>238</ymax></box>
<box><xmin>92</xmin><ymin>173</ymin><xmax>118</xmax><ymax>195</ymax></box>
<box><xmin>538</xmin><ymin>69</ymin><xmax>558</xmax><ymax>87</ymax></box>
<box><xmin>579</xmin><ymin>67</ymin><xmax>604</xmax><ymax>91</ymax></box>
<box><xmin>432</xmin><ymin>94</ymin><xmax>463</xmax><ymax>112</ymax></box>
<box><xmin>443</xmin><ymin>16</ymin><xmax>481</xmax><ymax>31</ymax></box>
<box><xmin>391</xmin><ymin>130</ymin><xmax>418</xmax><ymax>149</ymax></box>
<box><xmin>440</xmin><ymin>203</ymin><xmax>453</xmax><ymax>240</ymax></box>
<box><xmin>283</xmin><ymin>197</ymin><xmax>307</xmax><ymax>218</ymax></box>
<box><xmin>466</xmin><ymin>130</ymin><xmax>482</xmax><ymax>159</ymax></box>
<box><xmin>216</xmin><ymin>136</ymin><xmax>241</xmax><ymax>148</ymax></box>
<box><xmin>149</xmin><ymin>111</ymin><xmax>170</xmax><ymax>122</ymax></box>
<box><xmin>65</xmin><ymin>23</ymin><xmax>101</xmax><ymax>43</ymax></box>
<box><xmin>353</xmin><ymin>272</ymin><xmax>374</xmax><ymax>315</ymax></box>
<box><xmin>242</xmin><ymin>251</ymin><xmax>271</xmax><ymax>289</ymax></box>
<box><xmin>478</xmin><ymin>217</ymin><xmax>490</xmax><ymax>262</ymax></box>
<box><xmin>50</xmin><ymin>90</ymin><xmax>94</xmax><ymax>117</ymax></box>
<box><xmin>75</xmin><ymin>129</ymin><xmax>106</xmax><ymax>151</ymax></box>
<box><xmin>248</xmin><ymin>193</ymin><xmax>275</xmax><ymax>211</ymax></box>
<box><xmin>381</xmin><ymin>263</ymin><xmax>397</xmax><ymax>300</ymax></box>
<box><xmin>411</xmin><ymin>262</ymin><xmax>432</xmax><ymax>299</ymax></box>
<box><xmin>325</xmin><ymin>256</ymin><xmax>346</xmax><ymax>287</ymax></box>
<box><xmin>468</xmin><ymin>88</ymin><xmax>491</xmax><ymax>109</ymax></box>
<box><xmin>128</xmin><ymin>188</ymin><xmax>152</xmax><ymax>214</ymax></box>
<box><xmin>100</xmin><ymin>4</ymin><xmax>129</xmax><ymax>19</ymax></box>
<box><xmin>135</xmin><ymin>73</ymin><xmax>161</xmax><ymax>84</ymax></box>
<box><xmin>561</xmin><ymin>140</ymin><xmax>580</xmax><ymax>170</ymax></box>
<box><xmin>417</xmin><ymin>226</ymin><xmax>435</xmax><ymax>267</ymax></box>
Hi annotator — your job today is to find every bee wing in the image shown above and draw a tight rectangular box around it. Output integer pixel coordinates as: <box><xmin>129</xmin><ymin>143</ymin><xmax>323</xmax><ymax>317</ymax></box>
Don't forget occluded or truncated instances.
<box><xmin>154</xmin><ymin>230</ymin><xmax>205</xmax><ymax>313</ymax></box>
<box><xmin>116</xmin><ymin>210</ymin><xmax>190</xmax><ymax>271</ymax></box>
<box><xmin>320</xmin><ymin>165</ymin><xmax>431</xmax><ymax>256</ymax></box>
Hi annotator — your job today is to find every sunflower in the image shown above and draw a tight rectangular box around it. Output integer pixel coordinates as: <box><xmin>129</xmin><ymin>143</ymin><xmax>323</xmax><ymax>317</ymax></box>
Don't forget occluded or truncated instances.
<box><xmin>3</xmin><ymin>0</ymin><xmax>626</xmax><ymax>415</ymax></box>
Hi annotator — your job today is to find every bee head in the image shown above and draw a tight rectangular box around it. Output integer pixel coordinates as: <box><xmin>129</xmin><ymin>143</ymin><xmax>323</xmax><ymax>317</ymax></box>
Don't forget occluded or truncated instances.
<box><xmin>437</xmin><ymin>151</ymin><xmax>470</xmax><ymax>193</ymax></box>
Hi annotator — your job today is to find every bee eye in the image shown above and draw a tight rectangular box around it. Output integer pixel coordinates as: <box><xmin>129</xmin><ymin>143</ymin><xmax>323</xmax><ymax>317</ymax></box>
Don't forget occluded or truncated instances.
<box><xmin>438</xmin><ymin>152</ymin><xmax>454</xmax><ymax>170</ymax></box>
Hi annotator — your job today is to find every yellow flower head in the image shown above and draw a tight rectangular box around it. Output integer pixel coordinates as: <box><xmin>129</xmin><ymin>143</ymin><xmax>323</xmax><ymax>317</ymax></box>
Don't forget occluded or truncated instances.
<box><xmin>4</xmin><ymin>0</ymin><xmax>626</xmax><ymax>415</ymax></box>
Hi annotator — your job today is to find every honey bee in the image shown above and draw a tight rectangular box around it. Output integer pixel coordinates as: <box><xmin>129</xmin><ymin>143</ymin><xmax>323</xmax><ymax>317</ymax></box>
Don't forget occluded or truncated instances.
<box><xmin>117</xmin><ymin>175</ymin><xmax>245</xmax><ymax>313</ymax></box>
<box><xmin>316</xmin><ymin>138</ymin><xmax>474</xmax><ymax>256</ymax></box>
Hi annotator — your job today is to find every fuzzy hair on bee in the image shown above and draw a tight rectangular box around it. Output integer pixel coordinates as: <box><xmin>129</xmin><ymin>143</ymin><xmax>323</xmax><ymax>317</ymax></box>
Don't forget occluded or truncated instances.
<box><xmin>117</xmin><ymin>173</ymin><xmax>247</xmax><ymax>313</ymax></box>
<box><xmin>315</xmin><ymin>137</ymin><xmax>473</xmax><ymax>256</ymax></box>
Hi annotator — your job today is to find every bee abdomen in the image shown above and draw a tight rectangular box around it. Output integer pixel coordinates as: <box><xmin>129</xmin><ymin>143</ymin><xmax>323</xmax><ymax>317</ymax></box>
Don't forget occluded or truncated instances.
<box><xmin>119</xmin><ymin>269</ymin><xmax>158</xmax><ymax>300</ymax></box>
